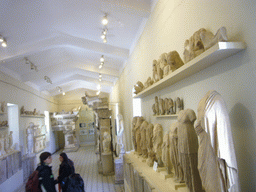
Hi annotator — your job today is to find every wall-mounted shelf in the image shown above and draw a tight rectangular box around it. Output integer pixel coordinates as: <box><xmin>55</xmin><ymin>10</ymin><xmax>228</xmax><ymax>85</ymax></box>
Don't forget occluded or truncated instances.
<box><xmin>154</xmin><ymin>114</ymin><xmax>178</xmax><ymax>118</ymax></box>
<box><xmin>134</xmin><ymin>42</ymin><xmax>246</xmax><ymax>98</ymax></box>
<box><xmin>20</xmin><ymin>114</ymin><xmax>45</xmax><ymax>118</ymax></box>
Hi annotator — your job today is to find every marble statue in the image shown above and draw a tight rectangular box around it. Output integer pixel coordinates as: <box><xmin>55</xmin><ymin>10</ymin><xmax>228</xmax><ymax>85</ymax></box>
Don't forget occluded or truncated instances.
<box><xmin>169</xmin><ymin>122</ymin><xmax>184</xmax><ymax>183</ymax></box>
<box><xmin>164</xmin><ymin>98</ymin><xmax>169</xmax><ymax>115</ymax></box>
<box><xmin>200</xmin><ymin>26</ymin><xmax>228</xmax><ymax>50</ymax></box>
<box><xmin>152</xmin><ymin>59</ymin><xmax>163</xmax><ymax>82</ymax></box>
<box><xmin>153</xmin><ymin>124</ymin><xmax>164</xmax><ymax>167</ymax></box>
<box><xmin>140</xmin><ymin>120</ymin><xmax>148</xmax><ymax>158</ymax></box>
<box><xmin>167</xmin><ymin>51</ymin><xmax>184</xmax><ymax>72</ymax></box>
<box><xmin>169</xmin><ymin>98</ymin><xmax>175</xmax><ymax>114</ymax></box>
<box><xmin>0</xmin><ymin>134</ymin><xmax>6</xmax><ymax>156</ymax></box>
<box><xmin>146</xmin><ymin>123</ymin><xmax>155</xmax><ymax>167</ymax></box>
<box><xmin>4</xmin><ymin>133</ymin><xmax>8</xmax><ymax>153</ymax></box>
<box><xmin>132</xmin><ymin>117</ymin><xmax>138</xmax><ymax>150</ymax></box>
<box><xmin>7</xmin><ymin>131</ymin><xmax>13</xmax><ymax>152</ymax></box>
<box><xmin>197</xmin><ymin>90</ymin><xmax>239</xmax><ymax>192</ymax></box>
<box><xmin>117</xmin><ymin>114</ymin><xmax>125</xmax><ymax>157</ymax></box>
<box><xmin>102</xmin><ymin>131</ymin><xmax>111</xmax><ymax>153</ymax></box>
<box><xmin>154</xmin><ymin>96</ymin><xmax>159</xmax><ymax>115</ymax></box>
<box><xmin>163</xmin><ymin>64</ymin><xmax>171</xmax><ymax>77</ymax></box>
<box><xmin>183</xmin><ymin>28</ymin><xmax>206</xmax><ymax>63</ymax></box>
<box><xmin>144</xmin><ymin>77</ymin><xmax>154</xmax><ymax>88</ymax></box>
<box><xmin>159</xmin><ymin>98</ymin><xmax>165</xmax><ymax>115</ymax></box>
<box><xmin>162</xmin><ymin>132</ymin><xmax>172</xmax><ymax>174</ymax></box>
<box><xmin>177</xmin><ymin>109</ymin><xmax>203</xmax><ymax>192</ymax></box>
<box><xmin>134</xmin><ymin>117</ymin><xmax>144</xmax><ymax>154</ymax></box>
<box><xmin>27</xmin><ymin>122</ymin><xmax>34</xmax><ymax>154</ymax></box>
<box><xmin>176</xmin><ymin>97</ymin><xmax>183</xmax><ymax>113</ymax></box>
<box><xmin>134</xmin><ymin>81</ymin><xmax>144</xmax><ymax>94</ymax></box>
<box><xmin>158</xmin><ymin>53</ymin><xmax>168</xmax><ymax>70</ymax></box>
<box><xmin>194</xmin><ymin>121</ymin><xmax>223</xmax><ymax>192</ymax></box>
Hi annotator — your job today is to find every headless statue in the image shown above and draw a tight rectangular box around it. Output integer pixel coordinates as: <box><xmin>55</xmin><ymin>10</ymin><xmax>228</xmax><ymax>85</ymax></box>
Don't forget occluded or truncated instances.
<box><xmin>177</xmin><ymin>109</ymin><xmax>203</xmax><ymax>192</ymax></box>
<box><xmin>197</xmin><ymin>90</ymin><xmax>239</xmax><ymax>192</ymax></box>
<box><xmin>153</xmin><ymin>124</ymin><xmax>164</xmax><ymax>167</ymax></box>
<box><xmin>146</xmin><ymin>123</ymin><xmax>155</xmax><ymax>167</ymax></box>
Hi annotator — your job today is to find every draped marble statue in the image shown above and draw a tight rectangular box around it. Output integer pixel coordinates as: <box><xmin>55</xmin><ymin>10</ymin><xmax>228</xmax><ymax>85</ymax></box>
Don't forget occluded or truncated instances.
<box><xmin>169</xmin><ymin>122</ymin><xmax>184</xmax><ymax>183</ymax></box>
<box><xmin>197</xmin><ymin>90</ymin><xmax>239</xmax><ymax>192</ymax></box>
<box><xmin>153</xmin><ymin>123</ymin><xmax>164</xmax><ymax>167</ymax></box>
<box><xmin>117</xmin><ymin>114</ymin><xmax>125</xmax><ymax>158</ymax></box>
<box><xmin>0</xmin><ymin>134</ymin><xmax>6</xmax><ymax>156</ymax></box>
<box><xmin>140</xmin><ymin>120</ymin><xmax>148</xmax><ymax>158</ymax></box>
<box><xmin>134</xmin><ymin>117</ymin><xmax>144</xmax><ymax>154</ymax></box>
<box><xmin>103</xmin><ymin>131</ymin><xmax>111</xmax><ymax>153</ymax></box>
<box><xmin>27</xmin><ymin>122</ymin><xmax>34</xmax><ymax>155</ymax></box>
<box><xmin>162</xmin><ymin>132</ymin><xmax>172</xmax><ymax>174</ymax></box>
<box><xmin>132</xmin><ymin>116</ymin><xmax>138</xmax><ymax>150</ymax></box>
<box><xmin>146</xmin><ymin>123</ymin><xmax>155</xmax><ymax>167</ymax></box>
<box><xmin>177</xmin><ymin>109</ymin><xmax>203</xmax><ymax>192</ymax></box>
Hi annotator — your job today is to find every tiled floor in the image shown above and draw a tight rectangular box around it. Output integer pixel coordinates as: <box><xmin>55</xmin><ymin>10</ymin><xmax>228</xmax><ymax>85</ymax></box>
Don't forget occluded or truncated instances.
<box><xmin>16</xmin><ymin>145</ymin><xmax>124</xmax><ymax>192</ymax></box>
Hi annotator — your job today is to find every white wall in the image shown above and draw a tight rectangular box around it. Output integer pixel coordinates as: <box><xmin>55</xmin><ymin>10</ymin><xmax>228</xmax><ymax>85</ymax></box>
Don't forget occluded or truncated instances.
<box><xmin>110</xmin><ymin>0</ymin><xmax>256</xmax><ymax>191</ymax></box>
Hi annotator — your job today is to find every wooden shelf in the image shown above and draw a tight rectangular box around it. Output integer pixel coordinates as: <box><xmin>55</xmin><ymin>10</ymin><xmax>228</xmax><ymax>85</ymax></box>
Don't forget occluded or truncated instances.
<box><xmin>20</xmin><ymin>115</ymin><xmax>45</xmax><ymax>118</ymax></box>
<box><xmin>154</xmin><ymin>114</ymin><xmax>178</xmax><ymax>118</ymax></box>
<box><xmin>134</xmin><ymin>42</ymin><xmax>246</xmax><ymax>98</ymax></box>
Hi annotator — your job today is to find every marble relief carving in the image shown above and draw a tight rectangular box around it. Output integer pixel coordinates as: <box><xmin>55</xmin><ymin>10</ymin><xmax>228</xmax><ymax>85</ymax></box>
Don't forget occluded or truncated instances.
<box><xmin>162</xmin><ymin>132</ymin><xmax>172</xmax><ymax>174</ymax></box>
<box><xmin>134</xmin><ymin>117</ymin><xmax>144</xmax><ymax>154</ymax></box>
<box><xmin>146</xmin><ymin>123</ymin><xmax>155</xmax><ymax>167</ymax></box>
<box><xmin>140</xmin><ymin>120</ymin><xmax>148</xmax><ymax>159</ymax></box>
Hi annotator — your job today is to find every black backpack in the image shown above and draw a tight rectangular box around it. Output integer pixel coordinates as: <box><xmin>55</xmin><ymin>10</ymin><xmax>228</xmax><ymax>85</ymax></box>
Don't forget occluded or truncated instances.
<box><xmin>25</xmin><ymin>170</ymin><xmax>42</xmax><ymax>192</ymax></box>
<box><xmin>66</xmin><ymin>173</ymin><xmax>85</xmax><ymax>192</ymax></box>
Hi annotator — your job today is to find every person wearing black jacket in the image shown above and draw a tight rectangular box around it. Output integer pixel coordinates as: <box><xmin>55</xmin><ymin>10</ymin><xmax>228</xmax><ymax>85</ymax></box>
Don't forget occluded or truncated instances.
<box><xmin>37</xmin><ymin>152</ymin><xmax>56</xmax><ymax>192</ymax></box>
<box><xmin>57</xmin><ymin>153</ymin><xmax>74</xmax><ymax>192</ymax></box>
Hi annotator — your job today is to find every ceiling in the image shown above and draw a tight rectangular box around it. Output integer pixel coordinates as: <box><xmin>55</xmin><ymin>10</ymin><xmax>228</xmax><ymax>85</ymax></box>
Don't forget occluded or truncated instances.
<box><xmin>0</xmin><ymin>0</ymin><xmax>154</xmax><ymax>96</ymax></box>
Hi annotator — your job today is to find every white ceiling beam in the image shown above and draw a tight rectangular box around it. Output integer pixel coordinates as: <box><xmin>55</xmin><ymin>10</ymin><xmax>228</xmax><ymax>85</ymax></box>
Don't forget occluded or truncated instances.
<box><xmin>0</xmin><ymin>34</ymin><xmax>129</xmax><ymax>62</ymax></box>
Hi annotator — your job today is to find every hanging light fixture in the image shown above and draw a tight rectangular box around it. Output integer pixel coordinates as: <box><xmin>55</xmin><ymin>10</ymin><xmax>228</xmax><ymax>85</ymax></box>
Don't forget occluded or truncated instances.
<box><xmin>102</xmin><ymin>14</ymin><xmax>108</xmax><ymax>26</ymax></box>
<box><xmin>0</xmin><ymin>35</ymin><xmax>7</xmax><ymax>47</ymax></box>
<box><xmin>100</xmin><ymin>55</ymin><xmax>104</xmax><ymax>62</ymax></box>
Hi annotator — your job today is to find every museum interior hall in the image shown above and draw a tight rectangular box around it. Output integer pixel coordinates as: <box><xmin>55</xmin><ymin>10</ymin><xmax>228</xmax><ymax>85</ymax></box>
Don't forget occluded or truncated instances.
<box><xmin>0</xmin><ymin>0</ymin><xmax>256</xmax><ymax>192</ymax></box>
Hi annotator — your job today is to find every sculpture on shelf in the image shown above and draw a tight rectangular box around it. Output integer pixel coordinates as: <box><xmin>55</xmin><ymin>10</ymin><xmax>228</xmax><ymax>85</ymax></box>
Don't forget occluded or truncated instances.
<box><xmin>152</xmin><ymin>60</ymin><xmax>163</xmax><ymax>82</ymax></box>
<box><xmin>1</xmin><ymin>101</ymin><xmax>5</xmax><ymax>112</ymax></box>
<box><xmin>177</xmin><ymin>109</ymin><xmax>203</xmax><ymax>192</ymax></box>
<box><xmin>164</xmin><ymin>98</ymin><xmax>169</xmax><ymax>115</ymax></box>
<box><xmin>154</xmin><ymin>96</ymin><xmax>159</xmax><ymax>115</ymax></box>
<box><xmin>132</xmin><ymin>116</ymin><xmax>138</xmax><ymax>150</ymax></box>
<box><xmin>134</xmin><ymin>81</ymin><xmax>144</xmax><ymax>94</ymax></box>
<box><xmin>4</xmin><ymin>133</ymin><xmax>8</xmax><ymax>153</ymax></box>
<box><xmin>134</xmin><ymin>117</ymin><xmax>144</xmax><ymax>154</ymax></box>
<box><xmin>162</xmin><ymin>132</ymin><xmax>172</xmax><ymax>174</ymax></box>
<box><xmin>183</xmin><ymin>28</ymin><xmax>206</xmax><ymax>63</ymax></box>
<box><xmin>153</xmin><ymin>123</ymin><xmax>164</xmax><ymax>167</ymax></box>
<box><xmin>200</xmin><ymin>26</ymin><xmax>228</xmax><ymax>50</ymax></box>
<box><xmin>117</xmin><ymin>114</ymin><xmax>125</xmax><ymax>158</ymax></box>
<box><xmin>140</xmin><ymin>120</ymin><xmax>148</xmax><ymax>158</ymax></box>
<box><xmin>169</xmin><ymin>98</ymin><xmax>175</xmax><ymax>114</ymax></box>
<box><xmin>146</xmin><ymin>123</ymin><xmax>155</xmax><ymax>167</ymax></box>
<box><xmin>159</xmin><ymin>98</ymin><xmax>165</xmax><ymax>115</ymax></box>
<box><xmin>7</xmin><ymin>131</ymin><xmax>13</xmax><ymax>152</ymax></box>
<box><xmin>163</xmin><ymin>64</ymin><xmax>171</xmax><ymax>77</ymax></box>
<box><xmin>27</xmin><ymin>122</ymin><xmax>34</xmax><ymax>154</ymax></box>
<box><xmin>169</xmin><ymin>122</ymin><xmax>184</xmax><ymax>183</ymax></box>
<box><xmin>167</xmin><ymin>50</ymin><xmax>184</xmax><ymax>72</ymax></box>
<box><xmin>144</xmin><ymin>77</ymin><xmax>154</xmax><ymax>88</ymax></box>
<box><xmin>102</xmin><ymin>131</ymin><xmax>111</xmax><ymax>153</ymax></box>
<box><xmin>0</xmin><ymin>134</ymin><xmax>6</xmax><ymax>156</ymax></box>
<box><xmin>197</xmin><ymin>90</ymin><xmax>239</xmax><ymax>192</ymax></box>
<box><xmin>158</xmin><ymin>53</ymin><xmax>170</xmax><ymax>77</ymax></box>
<box><xmin>176</xmin><ymin>97</ymin><xmax>183</xmax><ymax>113</ymax></box>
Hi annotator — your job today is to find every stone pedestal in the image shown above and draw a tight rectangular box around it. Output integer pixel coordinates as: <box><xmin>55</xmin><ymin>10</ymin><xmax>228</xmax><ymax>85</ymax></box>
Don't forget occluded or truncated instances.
<box><xmin>114</xmin><ymin>158</ymin><xmax>124</xmax><ymax>184</ymax></box>
<box><xmin>102</xmin><ymin>152</ymin><xmax>114</xmax><ymax>176</ymax></box>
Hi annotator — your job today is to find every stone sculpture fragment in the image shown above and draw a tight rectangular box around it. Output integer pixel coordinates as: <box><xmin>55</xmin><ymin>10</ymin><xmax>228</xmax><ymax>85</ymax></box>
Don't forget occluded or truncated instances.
<box><xmin>140</xmin><ymin>120</ymin><xmax>148</xmax><ymax>158</ymax></box>
<box><xmin>167</xmin><ymin>51</ymin><xmax>184</xmax><ymax>72</ymax></box>
<box><xmin>146</xmin><ymin>123</ymin><xmax>155</xmax><ymax>167</ymax></box>
<box><xmin>177</xmin><ymin>109</ymin><xmax>203</xmax><ymax>192</ymax></box>
<box><xmin>153</xmin><ymin>123</ymin><xmax>164</xmax><ymax>167</ymax></box>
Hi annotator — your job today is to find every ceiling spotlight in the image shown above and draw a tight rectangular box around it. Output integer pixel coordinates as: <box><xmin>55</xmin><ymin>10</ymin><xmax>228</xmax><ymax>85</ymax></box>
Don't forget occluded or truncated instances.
<box><xmin>0</xmin><ymin>35</ymin><xmax>3</xmax><ymax>42</ymax></box>
<box><xmin>100</xmin><ymin>55</ymin><xmax>104</xmax><ymax>62</ymax></box>
<box><xmin>99</xmin><ymin>78</ymin><xmax>102</xmax><ymax>82</ymax></box>
<box><xmin>44</xmin><ymin>76</ymin><xmax>52</xmax><ymax>84</ymax></box>
<box><xmin>99</xmin><ymin>73</ymin><xmax>102</xmax><ymax>78</ymax></box>
<box><xmin>99</xmin><ymin>64</ymin><xmax>103</xmax><ymax>69</ymax></box>
<box><xmin>1</xmin><ymin>39</ymin><xmax>7</xmax><ymax>47</ymax></box>
<box><xmin>101</xmin><ymin>34</ymin><xmax>106</xmax><ymax>39</ymax></box>
<box><xmin>62</xmin><ymin>92</ymin><xmax>66</xmax><ymax>96</ymax></box>
<box><xmin>103</xmin><ymin>37</ymin><xmax>107</xmax><ymax>43</ymax></box>
<box><xmin>96</xmin><ymin>90</ymin><xmax>101</xmax><ymax>95</ymax></box>
<box><xmin>102</xmin><ymin>14</ymin><xmax>108</xmax><ymax>26</ymax></box>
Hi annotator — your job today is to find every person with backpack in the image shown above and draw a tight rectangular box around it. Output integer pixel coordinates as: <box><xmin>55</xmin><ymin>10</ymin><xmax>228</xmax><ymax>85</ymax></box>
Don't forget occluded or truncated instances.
<box><xmin>36</xmin><ymin>152</ymin><xmax>57</xmax><ymax>192</ymax></box>
<box><xmin>65</xmin><ymin>173</ymin><xmax>85</xmax><ymax>192</ymax></box>
<box><xmin>56</xmin><ymin>153</ymin><xmax>74</xmax><ymax>192</ymax></box>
